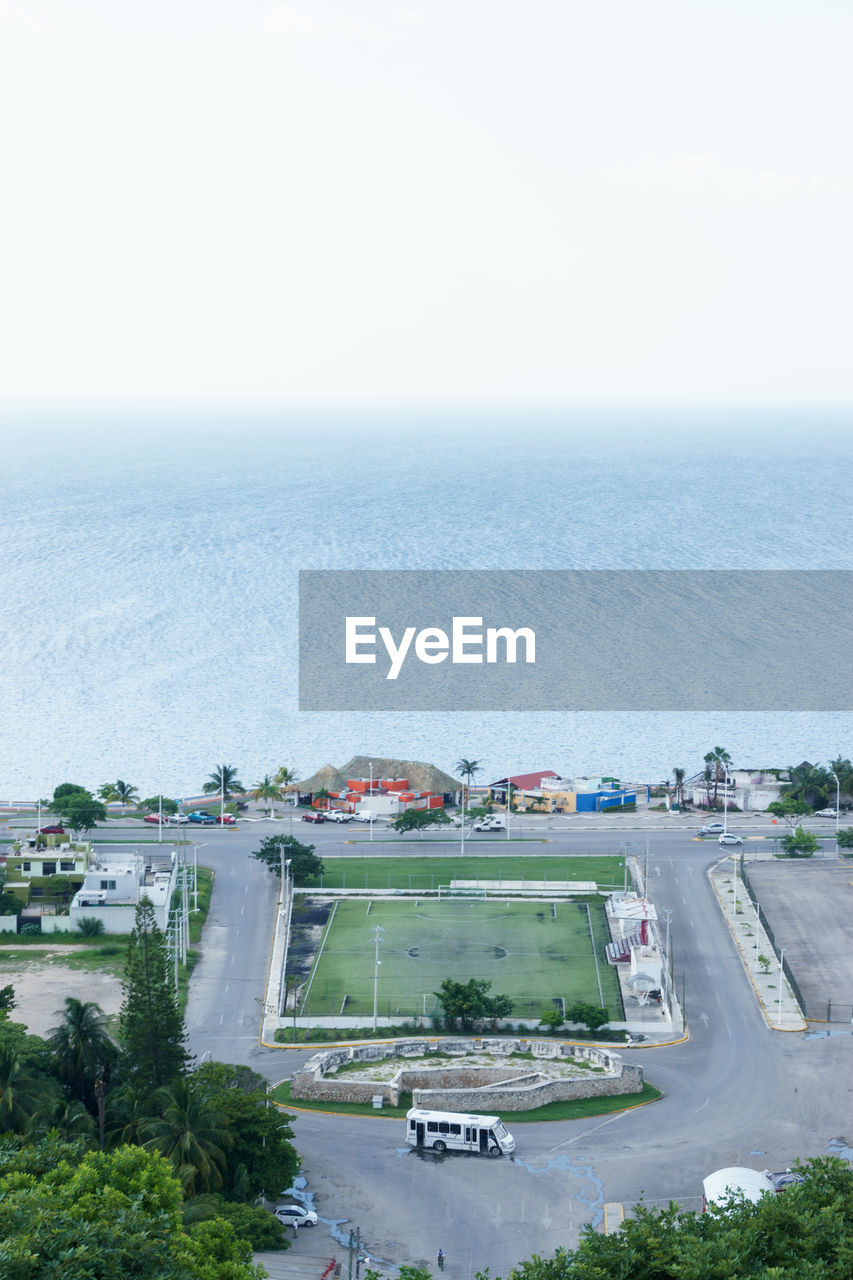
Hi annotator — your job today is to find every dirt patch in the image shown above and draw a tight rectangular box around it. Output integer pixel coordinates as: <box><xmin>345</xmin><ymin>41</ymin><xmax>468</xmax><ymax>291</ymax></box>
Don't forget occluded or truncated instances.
<box><xmin>0</xmin><ymin>963</ymin><xmax>123</xmax><ymax>1037</ymax></box>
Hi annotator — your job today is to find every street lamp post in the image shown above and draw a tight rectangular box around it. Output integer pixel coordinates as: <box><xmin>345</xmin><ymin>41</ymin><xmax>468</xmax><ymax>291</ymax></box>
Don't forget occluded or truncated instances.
<box><xmin>368</xmin><ymin>762</ymin><xmax>373</xmax><ymax>843</ymax></box>
<box><xmin>723</xmin><ymin>765</ymin><xmax>730</xmax><ymax>836</ymax></box>
<box><xmin>830</xmin><ymin>771</ymin><xmax>841</xmax><ymax>854</ymax></box>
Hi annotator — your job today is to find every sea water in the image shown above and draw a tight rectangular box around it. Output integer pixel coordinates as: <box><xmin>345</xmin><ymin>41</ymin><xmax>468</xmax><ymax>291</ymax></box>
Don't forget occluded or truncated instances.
<box><xmin>0</xmin><ymin>404</ymin><xmax>850</xmax><ymax>798</ymax></box>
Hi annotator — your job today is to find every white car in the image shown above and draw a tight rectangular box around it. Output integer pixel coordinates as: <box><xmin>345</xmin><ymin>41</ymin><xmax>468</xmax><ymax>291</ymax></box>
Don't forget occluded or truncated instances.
<box><xmin>325</xmin><ymin>811</ymin><xmax>353</xmax><ymax>823</ymax></box>
<box><xmin>352</xmin><ymin>810</ymin><xmax>378</xmax><ymax>823</ymax></box>
<box><xmin>473</xmin><ymin>817</ymin><xmax>506</xmax><ymax>831</ymax></box>
<box><xmin>718</xmin><ymin>832</ymin><xmax>743</xmax><ymax>845</ymax></box>
<box><xmin>274</xmin><ymin>1204</ymin><xmax>318</xmax><ymax>1227</ymax></box>
<box><xmin>699</xmin><ymin>822</ymin><xmax>725</xmax><ymax>835</ymax></box>
<box><xmin>815</xmin><ymin>808</ymin><xmax>838</xmax><ymax>818</ymax></box>
<box><xmin>167</xmin><ymin>813</ymin><xmax>190</xmax><ymax>825</ymax></box>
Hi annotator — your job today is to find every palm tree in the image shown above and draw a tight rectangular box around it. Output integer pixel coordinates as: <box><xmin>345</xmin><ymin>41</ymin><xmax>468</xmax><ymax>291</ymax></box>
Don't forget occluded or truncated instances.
<box><xmin>673</xmin><ymin>767</ymin><xmax>685</xmax><ymax>808</ymax></box>
<box><xmin>142</xmin><ymin>1078</ymin><xmax>231</xmax><ymax>1194</ymax></box>
<box><xmin>251</xmin><ymin>774</ymin><xmax>285</xmax><ymax>817</ymax></box>
<box><xmin>274</xmin><ymin>765</ymin><xmax>300</xmax><ymax>808</ymax></box>
<box><xmin>456</xmin><ymin>759</ymin><xmax>481</xmax><ymax>808</ymax></box>
<box><xmin>0</xmin><ymin>1045</ymin><xmax>52</xmax><ymax>1135</ymax></box>
<box><xmin>704</xmin><ymin>747</ymin><xmax>731</xmax><ymax>807</ymax></box>
<box><xmin>47</xmin><ymin>997</ymin><xmax>117</xmax><ymax>1108</ymax></box>
<box><xmin>104</xmin><ymin>1082</ymin><xmax>155</xmax><ymax>1150</ymax></box>
<box><xmin>202</xmin><ymin>764</ymin><xmax>245</xmax><ymax>802</ymax></box>
<box><xmin>784</xmin><ymin>762</ymin><xmax>830</xmax><ymax>810</ymax></box>
<box><xmin>98</xmin><ymin>780</ymin><xmax>139</xmax><ymax>808</ymax></box>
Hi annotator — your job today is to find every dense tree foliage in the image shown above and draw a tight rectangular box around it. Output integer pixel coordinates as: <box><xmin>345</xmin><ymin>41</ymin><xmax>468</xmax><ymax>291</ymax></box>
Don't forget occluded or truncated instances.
<box><xmin>434</xmin><ymin>978</ymin><xmax>513</xmax><ymax>1030</ymax></box>
<box><xmin>119</xmin><ymin>900</ymin><xmax>189</xmax><ymax>1092</ymax></box>
<box><xmin>500</xmin><ymin>1157</ymin><xmax>853</xmax><ymax>1280</ymax></box>
<box><xmin>393</xmin><ymin>808</ymin><xmax>452</xmax><ymax>834</ymax></box>
<box><xmin>191</xmin><ymin>1062</ymin><xmax>299</xmax><ymax>1201</ymax></box>
<box><xmin>780</xmin><ymin>827</ymin><xmax>819</xmax><ymax>857</ymax></box>
<box><xmin>251</xmin><ymin>835</ymin><xmax>324</xmax><ymax>883</ymax></box>
<box><xmin>0</xmin><ymin>1139</ymin><xmax>264</xmax><ymax>1279</ymax></box>
<box><xmin>767</xmin><ymin>796</ymin><xmax>813</xmax><ymax>831</ymax></box>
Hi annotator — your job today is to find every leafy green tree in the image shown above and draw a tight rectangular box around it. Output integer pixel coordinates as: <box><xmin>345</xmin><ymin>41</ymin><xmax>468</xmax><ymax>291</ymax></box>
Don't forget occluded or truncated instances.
<box><xmin>538</xmin><ymin>1009</ymin><xmax>564</xmax><ymax>1031</ymax></box>
<box><xmin>768</xmin><ymin>796</ymin><xmax>813</xmax><ymax>832</ymax></box>
<box><xmin>52</xmin><ymin>788</ymin><xmax>107</xmax><ymax>833</ymax></box>
<box><xmin>837</xmin><ymin>827</ymin><xmax>853</xmax><ymax>850</ymax></box>
<box><xmin>139</xmin><ymin>795</ymin><xmax>179</xmax><ymax>815</ymax></box>
<box><xmin>191</xmin><ymin>1197</ymin><xmax>289</xmax><ymax>1250</ymax></box>
<box><xmin>565</xmin><ymin>1002</ymin><xmax>610</xmax><ymax>1034</ymax></box>
<box><xmin>119</xmin><ymin>900</ymin><xmax>189</xmax><ymax>1092</ymax></box>
<box><xmin>434</xmin><ymin>978</ymin><xmax>511</xmax><ymax>1031</ymax></box>
<box><xmin>780</xmin><ymin>827</ymin><xmax>819</xmax><ymax>858</ymax></box>
<box><xmin>47</xmin><ymin>997</ymin><xmax>117</xmax><ymax>1110</ymax></box>
<box><xmin>0</xmin><ymin>985</ymin><xmax>16</xmax><ymax>1017</ymax></box>
<box><xmin>0</xmin><ymin>1139</ymin><xmax>263</xmax><ymax>1279</ymax></box>
<box><xmin>250</xmin><ymin>774</ymin><xmax>285</xmax><ymax>817</ymax></box>
<box><xmin>392</xmin><ymin>808</ymin><xmax>452</xmax><ymax>834</ymax></box>
<box><xmin>508</xmin><ymin>1156</ymin><xmax>853</xmax><ymax>1280</ymax></box>
<box><xmin>251</xmin><ymin>835</ymin><xmax>324</xmax><ymax>883</ymax></box>
<box><xmin>202</xmin><ymin>764</ymin><xmax>245</xmax><ymax>801</ymax></box>
<box><xmin>142</xmin><ymin>1077</ymin><xmax>231</xmax><ymax>1194</ymax></box>
<box><xmin>52</xmin><ymin>782</ymin><xmax>90</xmax><ymax>806</ymax></box>
<box><xmin>191</xmin><ymin>1061</ymin><xmax>299</xmax><ymax>1201</ymax></box>
<box><xmin>0</xmin><ymin>864</ymin><xmax>23</xmax><ymax>917</ymax></box>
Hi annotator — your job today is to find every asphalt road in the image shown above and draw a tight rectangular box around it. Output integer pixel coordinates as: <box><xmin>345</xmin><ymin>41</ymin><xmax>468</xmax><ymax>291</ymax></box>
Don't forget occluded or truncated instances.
<box><xmin>84</xmin><ymin>814</ymin><xmax>852</xmax><ymax>1275</ymax></box>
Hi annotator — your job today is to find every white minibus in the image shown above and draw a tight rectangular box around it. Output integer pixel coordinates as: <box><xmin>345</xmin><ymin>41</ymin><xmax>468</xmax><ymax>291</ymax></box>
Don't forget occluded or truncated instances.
<box><xmin>405</xmin><ymin>1108</ymin><xmax>515</xmax><ymax>1157</ymax></box>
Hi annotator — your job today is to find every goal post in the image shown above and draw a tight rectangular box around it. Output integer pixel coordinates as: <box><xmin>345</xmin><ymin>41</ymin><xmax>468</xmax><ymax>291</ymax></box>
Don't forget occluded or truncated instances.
<box><xmin>437</xmin><ymin>885</ymin><xmax>488</xmax><ymax>900</ymax></box>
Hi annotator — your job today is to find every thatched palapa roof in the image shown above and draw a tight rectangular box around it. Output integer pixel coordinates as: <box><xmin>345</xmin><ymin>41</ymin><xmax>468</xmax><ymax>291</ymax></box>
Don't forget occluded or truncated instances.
<box><xmin>297</xmin><ymin>764</ymin><xmax>347</xmax><ymax>794</ymax></box>
<box><xmin>337</xmin><ymin>756</ymin><xmax>459</xmax><ymax>795</ymax></box>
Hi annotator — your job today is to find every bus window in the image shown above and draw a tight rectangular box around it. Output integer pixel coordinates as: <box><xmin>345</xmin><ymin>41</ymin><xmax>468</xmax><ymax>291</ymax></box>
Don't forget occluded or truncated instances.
<box><xmin>427</xmin><ymin>1122</ymin><xmax>438</xmax><ymax>1133</ymax></box>
<box><xmin>438</xmin><ymin>1122</ymin><xmax>449</xmax><ymax>1134</ymax></box>
<box><xmin>450</xmin><ymin>1124</ymin><xmax>461</xmax><ymax>1136</ymax></box>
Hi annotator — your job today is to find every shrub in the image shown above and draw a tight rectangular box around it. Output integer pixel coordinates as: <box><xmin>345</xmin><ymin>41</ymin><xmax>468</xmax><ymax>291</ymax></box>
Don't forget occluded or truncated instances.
<box><xmin>76</xmin><ymin>917</ymin><xmax>105</xmax><ymax>937</ymax></box>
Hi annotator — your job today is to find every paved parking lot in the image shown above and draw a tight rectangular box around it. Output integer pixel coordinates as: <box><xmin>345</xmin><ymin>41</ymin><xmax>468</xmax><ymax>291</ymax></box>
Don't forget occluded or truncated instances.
<box><xmin>742</xmin><ymin>857</ymin><xmax>853</xmax><ymax>1019</ymax></box>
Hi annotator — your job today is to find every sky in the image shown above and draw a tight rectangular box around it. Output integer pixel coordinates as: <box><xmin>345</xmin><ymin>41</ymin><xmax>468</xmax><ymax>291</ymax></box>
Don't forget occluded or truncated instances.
<box><xmin>1</xmin><ymin>0</ymin><xmax>851</xmax><ymax>405</ymax></box>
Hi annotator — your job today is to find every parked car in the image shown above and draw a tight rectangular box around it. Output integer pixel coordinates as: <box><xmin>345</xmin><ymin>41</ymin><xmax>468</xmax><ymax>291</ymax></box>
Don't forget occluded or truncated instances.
<box><xmin>815</xmin><ymin>808</ymin><xmax>838</xmax><ymax>818</ymax></box>
<box><xmin>143</xmin><ymin>814</ymin><xmax>167</xmax><ymax>825</ymax></box>
<box><xmin>215</xmin><ymin>814</ymin><xmax>236</xmax><ymax>824</ymax></box>
<box><xmin>167</xmin><ymin>813</ymin><xmax>190</xmax><ymax>825</ymax></box>
<box><xmin>718</xmin><ymin>832</ymin><xmax>743</xmax><ymax>845</ymax></box>
<box><xmin>352</xmin><ymin>809</ymin><xmax>378</xmax><ymax>823</ymax></box>
<box><xmin>301</xmin><ymin>812</ymin><xmax>326</xmax><ymax>824</ymax></box>
<box><xmin>325</xmin><ymin>811</ymin><xmax>353</xmax><ymax>823</ymax></box>
<box><xmin>188</xmin><ymin>811</ymin><xmax>216</xmax><ymax>824</ymax></box>
<box><xmin>699</xmin><ymin>822</ymin><xmax>725</xmax><ymax>835</ymax></box>
<box><xmin>37</xmin><ymin>825</ymin><xmax>64</xmax><ymax>835</ymax></box>
<box><xmin>273</xmin><ymin>1204</ymin><xmax>318</xmax><ymax>1227</ymax></box>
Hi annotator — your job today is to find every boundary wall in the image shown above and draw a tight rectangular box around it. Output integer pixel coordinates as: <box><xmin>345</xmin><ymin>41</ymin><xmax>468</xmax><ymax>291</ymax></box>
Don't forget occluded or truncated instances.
<box><xmin>290</xmin><ymin>1036</ymin><xmax>643</xmax><ymax>1110</ymax></box>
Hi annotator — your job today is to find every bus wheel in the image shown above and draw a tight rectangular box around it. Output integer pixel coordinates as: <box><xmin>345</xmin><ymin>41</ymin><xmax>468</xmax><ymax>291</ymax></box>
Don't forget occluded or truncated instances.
<box><xmin>488</xmin><ymin>1146</ymin><xmax>501</xmax><ymax>1158</ymax></box>
<box><xmin>433</xmin><ymin>1140</ymin><xmax>446</xmax><ymax>1153</ymax></box>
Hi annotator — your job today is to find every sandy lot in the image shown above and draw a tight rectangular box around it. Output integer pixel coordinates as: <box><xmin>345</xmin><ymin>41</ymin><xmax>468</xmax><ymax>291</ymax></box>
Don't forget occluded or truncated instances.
<box><xmin>0</xmin><ymin>948</ymin><xmax>123</xmax><ymax>1037</ymax></box>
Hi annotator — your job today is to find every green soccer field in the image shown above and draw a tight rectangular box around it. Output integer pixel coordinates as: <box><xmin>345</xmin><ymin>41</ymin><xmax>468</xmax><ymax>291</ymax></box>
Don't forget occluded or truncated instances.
<box><xmin>298</xmin><ymin>897</ymin><xmax>622</xmax><ymax>1023</ymax></box>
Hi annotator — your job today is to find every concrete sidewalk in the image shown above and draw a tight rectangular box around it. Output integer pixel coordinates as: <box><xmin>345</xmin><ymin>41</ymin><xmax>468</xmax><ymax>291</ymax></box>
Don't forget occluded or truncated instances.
<box><xmin>710</xmin><ymin>856</ymin><xmax>807</xmax><ymax>1032</ymax></box>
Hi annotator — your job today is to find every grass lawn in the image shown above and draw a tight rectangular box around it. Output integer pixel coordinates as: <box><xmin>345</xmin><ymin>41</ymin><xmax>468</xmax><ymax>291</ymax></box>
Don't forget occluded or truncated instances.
<box><xmin>298</xmin><ymin>895</ymin><xmax>622</xmax><ymax>1023</ymax></box>
<box><xmin>310</xmin><ymin>855</ymin><xmax>625</xmax><ymax>892</ymax></box>
<box><xmin>273</xmin><ymin>1080</ymin><xmax>661</xmax><ymax>1121</ymax></box>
